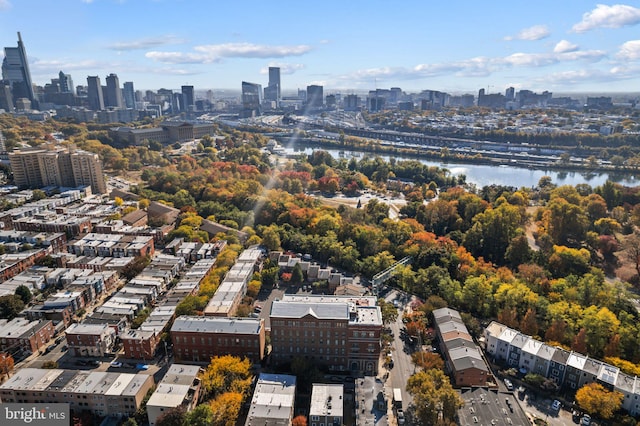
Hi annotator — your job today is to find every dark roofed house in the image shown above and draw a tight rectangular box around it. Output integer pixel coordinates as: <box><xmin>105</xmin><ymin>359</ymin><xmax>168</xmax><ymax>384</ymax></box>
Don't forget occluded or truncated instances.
<box><xmin>122</xmin><ymin>209</ymin><xmax>148</xmax><ymax>227</ymax></box>
<box><xmin>147</xmin><ymin>201</ymin><xmax>179</xmax><ymax>225</ymax></box>
<box><xmin>200</xmin><ymin>219</ymin><xmax>248</xmax><ymax>243</ymax></box>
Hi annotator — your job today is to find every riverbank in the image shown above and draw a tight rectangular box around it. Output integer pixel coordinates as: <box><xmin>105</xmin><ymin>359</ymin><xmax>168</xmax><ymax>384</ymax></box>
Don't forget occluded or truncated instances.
<box><xmin>277</xmin><ymin>136</ymin><xmax>639</xmax><ymax>175</ymax></box>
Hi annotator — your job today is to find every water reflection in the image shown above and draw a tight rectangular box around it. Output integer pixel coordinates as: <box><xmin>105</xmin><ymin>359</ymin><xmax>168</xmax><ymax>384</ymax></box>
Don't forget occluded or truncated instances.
<box><xmin>288</xmin><ymin>144</ymin><xmax>640</xmax><ymax>188</ymax></box>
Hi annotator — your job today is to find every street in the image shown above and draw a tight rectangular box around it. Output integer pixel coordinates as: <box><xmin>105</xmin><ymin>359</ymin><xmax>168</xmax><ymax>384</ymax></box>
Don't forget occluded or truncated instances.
<box><xmin>383</xmin><ymin>288</ymin><xmax>416</xmax><ymax>417</ymax></box>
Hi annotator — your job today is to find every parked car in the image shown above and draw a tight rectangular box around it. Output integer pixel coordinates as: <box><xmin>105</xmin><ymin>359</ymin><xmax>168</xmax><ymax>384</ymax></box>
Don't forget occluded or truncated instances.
<box><xmin>581</xmin><ymin>414</ymin><xmax>591</xmax><ymax>425</ymax></box>
<box><xmin>396</xmin><ymin>409</ymin><xmax>406</xmax><ymax>425</ymax></box>
<box><xmin>110</xmin><ymin>361</ymin><xmax>123</xmax><ymax>368</ymax></box>
<box><xmin>551</xmin><ymin>400</ymin><xmax>561</xmax><ymax>411</ymax></box>
<box><xmin>503</xmin><ymin>378</ymin><xmax>514</xmax><ymax>391</ymax></box>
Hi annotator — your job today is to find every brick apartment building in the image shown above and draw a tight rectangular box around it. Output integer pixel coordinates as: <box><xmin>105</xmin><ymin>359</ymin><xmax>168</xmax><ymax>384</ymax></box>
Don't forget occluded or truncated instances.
<box><xmin>270</xmin><ymin>295</ymin><xmax>382</xmax><ymax>375</ymax></box>
<box><xmin>65</xmin><ymin>323</ymin><xmax>116</xmax><ymax>357</ymax></box>
<box><xmin>171</xmin><ymin>316</ymin><xmax>265</xmax><ymax>364</ymax></box>
<box><xmin>121</xmin><ymin>329</ymin><xmax>162</xmax><ymax>360</ymax></box>
<box><xmin>0</xmin><ymin>318</ymin><xmax>55</xmax><ymax>355</ymax></box>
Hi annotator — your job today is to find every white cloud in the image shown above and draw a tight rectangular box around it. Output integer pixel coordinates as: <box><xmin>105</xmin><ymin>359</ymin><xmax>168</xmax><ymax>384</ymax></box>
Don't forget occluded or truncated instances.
<box><xmin>147</xmin><ymin>43</ymin><xmax>312</xmax><ymax>64</ymax></box>
<box><xmin>108</xmin><ymin>35</ymin><xmax>185</xmax><ymax>51</ymax></box>
<box><xmin>617</xmin><ymin>40</ymin><xmax>640</xmax><ymax>60</ymax></box>
<box><xmin>504</xmin><ymin>25</ymin><xmax>550</xmax><ymax>41</ymax></box>
<box><xmin>341</xmin><ymin>46</ymin><xmax>606</xmax><ymax>85</ymax></box>
<box><xmin>0</xmin><ymin>0</ymin><xmax>11</xmax><ymax>11</ymax></box>
<box><xmin>572</xmin><ymin>4</ymin><xmax>640</xmax><ymax>33</ymax></box>
<box><xmin>31</xmin><ymin>58</ymin><xmax>112</xmax><ymax>72</ymax></box>
<box><xmin>260</xmin><ymin>62</ymin><xmax>305</xmax><ymax>75</ymax></box>
<box><xmin>81</xmin><ymin>0</ymin><xmax>94</xmax><ymax>3</ymax></box>
<box><xmin>553</xmin><ymin>40</ymin><xmax>579</xmax><ymax>53</ymax></box>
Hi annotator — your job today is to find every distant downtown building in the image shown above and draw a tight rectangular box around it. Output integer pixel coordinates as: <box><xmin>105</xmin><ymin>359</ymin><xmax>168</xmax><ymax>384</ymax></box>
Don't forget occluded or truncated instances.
<box><xmin>1</xmin><ymin>32</ymin><xmax>36</xmax><ymax>105</ymax></box>
<box><xmin>123</xmin><ymin>81</ymin><xmax>136</xmax><ymax>109</ymax></box>
<box><xmin>181</xmin><ymin>85</ymin><xmax>194</xmax><ymax>112</ymax></box>
<box><xmin>241</xmin><ymin>81</ymin><xmax>262</xmax><ymax>117</ymax></box>
<box><xmin>269</xmin><ymin>295</ymin><xmax>383</xmax><ymax>375</ymax></box>
<box><xmin>306</xmin><ymin>85</ymin><xmax>324</xmax><ymax>110</ymax></box>
<box><xmin>87</xmin><ymin>75</ymin><xmax>105</xmax><ymax>111</ymax></box>
<box><xmin>9</xmin><ymin>145</ymin><xmax>107</xmax><ymax>194</ymax></box>
<box><xmin>105</xmin><ymin>73</ymin><xmax>124</xmax><ymax>108</ymax></box>
<box><xmin>171</xmin><ymin>316</ymin><xmax>265</xmax><ymax>363</ymax></box>
<box><xmin>264</xmin><ymin>67</ymin><xmax>281</xmax><ymax>106</ymax></box>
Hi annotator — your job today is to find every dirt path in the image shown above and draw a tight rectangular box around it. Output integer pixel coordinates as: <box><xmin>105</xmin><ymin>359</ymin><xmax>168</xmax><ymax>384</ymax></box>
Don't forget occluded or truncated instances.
<box><xmin>525</xmin><ymin>206</ymin><xmax>540</xmax><ymax>251</ymax></box>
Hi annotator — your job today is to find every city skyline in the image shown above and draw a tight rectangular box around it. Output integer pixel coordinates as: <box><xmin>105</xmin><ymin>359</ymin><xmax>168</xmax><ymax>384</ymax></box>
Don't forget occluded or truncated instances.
<box><xmin>1</xmin><ymin>2</ymin><xmax>640</xmax><ymax>93</ymax></box>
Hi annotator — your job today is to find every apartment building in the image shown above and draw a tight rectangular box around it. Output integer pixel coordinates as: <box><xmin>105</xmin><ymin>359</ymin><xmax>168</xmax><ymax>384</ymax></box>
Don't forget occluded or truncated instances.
<box><xmin>245</xmin><ymin>373</ymin><xmax>296</xmax><ymax>426</ymax></box>
<box><xmin>146</xmin><ymin>364</ymin><xmax>202</xmax><ymax>426</ymax></box>
<box><xmin>9</xmin><ymin>146</ymin><xmax>106</xmax><ymax>194</ymax></box>
<box><xmin>65</xmin><ymin>323</ymin><xmax>116</xmax><ymax>357</ymax></box>
<box><xmin>171</xmin><ymin>316</ymin><xmax>265</xmax><ymax>364</ymax></box>
<box><xmin>270</xmin><ymin>295</ymin><xmax>382</xmax><ymax>375</ymax></box>
<box><xmin>120</xmin><ymin>328</ymin><xmax>161</xmax><ymax>360</ymax></box>
<box><xmin>0</xmin><ymin>318</ymin><xmax>55</xmax><ymax>355</ymax></box>
<box><xmin>0</xmin><ymin>368</ymin><xmax>154</xmax><ymax>417</ymax></box>
<box><xmin>309</xmin><ymin>383</ymin><xmax>344</xmax><ymax>426</ymax></box>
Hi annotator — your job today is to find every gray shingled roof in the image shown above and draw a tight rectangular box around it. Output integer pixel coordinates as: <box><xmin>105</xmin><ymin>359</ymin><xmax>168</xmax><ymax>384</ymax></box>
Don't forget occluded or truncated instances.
<box><xmin>270</xmin><ymin>301</ymin><xmax>349</xmax><ymax>320</ymax></box>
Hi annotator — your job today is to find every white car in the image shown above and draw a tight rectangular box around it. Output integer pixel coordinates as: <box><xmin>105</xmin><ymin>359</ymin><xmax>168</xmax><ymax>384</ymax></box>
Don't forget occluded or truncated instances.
<box><xmin>551</xmin><ymin>400</ymin><xmax>561</xmax><ymax>411</ymax></box>
<box><xmin>110</xmin><ymin>361</ymin><xmax>123</xmax><ymax>368</ymax></box>
<box><xmin>503</xmin><ymin>378</ymin><xmax>514</xmax><ymax>391</ymax></box>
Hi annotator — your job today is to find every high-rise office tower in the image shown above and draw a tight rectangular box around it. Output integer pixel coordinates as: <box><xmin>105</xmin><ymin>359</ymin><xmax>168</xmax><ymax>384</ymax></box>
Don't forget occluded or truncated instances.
<box><xmin>241</xmin><ymin>81</ymin><xmax>262</xmax><ymax>117</ymax></box>
<box><xmin>181</xmin><ymin>85</ymin><xmax>194</xmax><ymax>112</ymax></box>
<box><xmin>87</xmin><ymin>76</ymin><xmax>104</xmax><ymax>111</ymax></box>
<box><xmin>0</xmin><ymin>80</ymin><xmax>14</xmax><ymax>112</ymax></box>
<box><xmin>58</xmin><ymin>71</ymin><xmax>74</xmax><ymax>94</ymax></box>
<box><xmin>505</xmin><ymin>87</ymin><xmax>515</xmax><ymax>101</ymax></box>
<box><xmin>123</xmin><ymin>81</ymin><xmax>135</xmax><ymax>109</ymax></box>
<box><xmin>1</xmin><ymin>32</ymin><xmax>36</xmax><ymax>105</ymax></box>
<box><xmin>105</xmin><ymin>73</ymin><xmax>124</xmax><ymax>108</ymax></box>
<box><xmin>306</xmin><ymin>85</ymin><xmax>324</xmax><ymax>109</ymax></box>
<box><xmin>264</xmin><ymin>67</ymin><xmax>281</xmax><ymax>105</ymax></box>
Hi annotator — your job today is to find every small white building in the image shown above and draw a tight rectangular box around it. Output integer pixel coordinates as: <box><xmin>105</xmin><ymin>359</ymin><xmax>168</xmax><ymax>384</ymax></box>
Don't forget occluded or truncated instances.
<box><xmin>309</xmin><ymin>383</ymin><xmax>344</xmax><ymax>426</ymax></box>
<box><xmin>146</xmin><ymin>364</ymin><xmax>201</xmax><ymax>426</ymax></box>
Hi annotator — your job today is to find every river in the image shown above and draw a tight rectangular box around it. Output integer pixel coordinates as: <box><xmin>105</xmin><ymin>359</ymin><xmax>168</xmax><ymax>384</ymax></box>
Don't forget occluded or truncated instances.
<box><xmin>285</xmin><ymin>144</ymin><xmax>640</xmax><ymax>189</ymax></box>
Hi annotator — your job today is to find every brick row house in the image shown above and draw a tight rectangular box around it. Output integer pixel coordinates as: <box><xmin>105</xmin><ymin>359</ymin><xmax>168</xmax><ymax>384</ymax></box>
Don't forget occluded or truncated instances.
<box><xmin>433</xmin><ymin>308</ymin><xmax>491</xmax><ymax>387</ymax></box>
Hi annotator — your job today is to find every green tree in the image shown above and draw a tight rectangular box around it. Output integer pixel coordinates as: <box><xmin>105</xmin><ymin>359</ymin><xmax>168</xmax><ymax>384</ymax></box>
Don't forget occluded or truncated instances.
<box><xmin>183</xmin><ymin>404</ymin><xmax>214</xmax><ymax>426</ymax></box>
<box><xmin>290</xmin><ymin>263</ymin><xmax>304</xmax><ymax>285</ymax></box>
<box><xmin>378</xmin><ymin>298</ymin><xmax>399</xmax><ymax>324</ymax></box>
<box><xmin>14</xmin><ymin>285</ymin><xmax>32</xmax><ymax>304</ymax></box>
<box><xmin>0</xmin><ymin>295</ymin><xmax>25</xmax><ymax>320</ymax></box>
<box><xmin>406</xmin><ymin>369</ymin><xmax>463</xmax><ymax>425</ymax></box>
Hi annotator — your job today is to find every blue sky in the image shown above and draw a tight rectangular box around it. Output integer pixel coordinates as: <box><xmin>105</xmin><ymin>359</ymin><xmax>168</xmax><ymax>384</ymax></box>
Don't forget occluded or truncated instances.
<box><xmin>1</xmin><ymin>0</ymin><xmax>640</xmax><ymax>94</ymax></box>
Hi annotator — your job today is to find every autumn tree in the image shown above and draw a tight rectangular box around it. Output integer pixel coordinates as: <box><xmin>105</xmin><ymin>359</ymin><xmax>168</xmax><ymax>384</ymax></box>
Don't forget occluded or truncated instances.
<box><xmin>0</xmin><ymin>353</ymin><xmax>14</xmax><ymax>379</ymax></box>
<box><xmin>209</xmin><ymin>392</ymin><xmax>243</xmax><ymax>426</ymax></box>
<box><xmin>292</xmin><ymin>415</ymin><xmax>308</xmax><ymax>426</ymax></box>
<box><xmin>202</xmin><ymin>355</ymin><xmax>252</xmax><ymax>399</ymax></box>
<box><xmin>407</xmin><ymin>369</ymin><xmax>463</xmax><ymax>425</ymax></box>
<box><xmin>575</xmin><ymin>382</ymin><xmax>623</xmax><ymax>420</ymax></box>
<box><xmin>411</xmin><ymin>351</ymin><xmax>445</xmax><ymax>371</ymax></box>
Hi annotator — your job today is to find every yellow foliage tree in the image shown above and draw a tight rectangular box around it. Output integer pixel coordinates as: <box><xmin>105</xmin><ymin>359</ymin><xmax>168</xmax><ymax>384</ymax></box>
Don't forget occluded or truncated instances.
<box><xmin>202</xmin><ymin>355</ymin><xmax>252</xmax><ymax>399</ymax></box>
<box><xmin>209</xmin><ymin>392</ymin><xmax>243</xmax><ymax>426</ymax></box>
<box><xmin>575</xmin><ymin>382</ymin><xmax>622</xmax><ymax>419</ymax></box>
